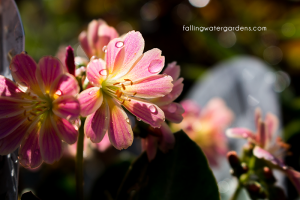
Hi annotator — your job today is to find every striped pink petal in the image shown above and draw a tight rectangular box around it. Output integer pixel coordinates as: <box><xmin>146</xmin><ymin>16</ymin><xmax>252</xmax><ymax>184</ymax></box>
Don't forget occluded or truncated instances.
<box><xmin>53</xmin><ymin>116</ymin><xmax>78</xmax><ymax>144</ymax></box>
<box><xmin>0</xmin><ymin>76</ymin><xmax>23</xmax><ymax>98</ymax></box>
<box><xmin>95</xmin><ymin>133</ymin><xmax>111</xmax><ymax>152</ymax></box>
<box><xmin>106</xmin><ymin>31</ymin><xmax>144</xmax><ymax>77</ymax></box>
<box><xmin>50</xmin><ymin>73</ymin><xmax>80</xmax><ymax>97</ymax></box>
<box><xmin>257</xmin><ymin>121</ymin><xmax>267</xmax><ymax>148</ymax></box>
<box><xmin>253</xmin><ymin>146</ymin><xmax>286</xmax><ymax>169</ymax></box>
<box><xmin>286</xmin><ymin>169</ymin><xmax>300</xmax><ymax>196</ymax></box>
<box><xmin>78</xmin><ymin>87</ymin><xmax>103</xmax><ymax>117</ymax></box>
<box><xmin>0</xmin><ymin>114</ymin><xmax>27</xmax><ymax>139</ymax></box>
<box><xmin>122</xmin><ymin>97</ymin><xmax>165</xmax><ymax>128</ymax></box>
<box><xmin>19</xmin><ymin>126</ymin><xmax>42</xmax><ymax>168</ymax></box>
<box><xmin>255</xmin><ymin>107</ymin><xmax>262</xmax><ymax>130</ymax></box>
<box><xmin>84</xmin><ymin>100</ymin><xmax>110</xmax><ymax>143</ymax></box>
<box><xmin>124</xmin><ymin>75</ymin><xmax>173</xmax><ymax>98</ymax></box>
<box><xmin>160</xmin><ymin>102</ymin><xmax>184</xmax><ymax>123</ymax></box>
<box><xmin>265</xmin><ymin>113</ymin><xmax>279</xmax><ymax>143</ymax></box>
<box><xmin>9</xmin><ymin>54</ymin><xmax>41</xmax><ymax>95</ymax></box>
<box><xmin>162</xmin><ymin>61</ymin><xmax>180</xmax><ymax>81</ymax></box>
<box><xmin>52</xmin><ymin>96</ymin><xmax>80</xmax><ymax>120</ymax></box>
<box><xmin>96</xmin><ymin>23</ymin><xmax>119</xmax><ymax>57</ymax></box>
<box><xmin>36</xmin><ymin>56</ymin><xmax>66</xmax><ymax>94</ymax></box>
<box><xmin>159</xmin><ymin>122</ymin><xmax>175</xmax><ymax>153</ymax></box>
<box><xmin>120</xmin><ymin>48</ymin><xmax>164</xmax><ymax>82</ymax></box>
<box><xmin>86</xmin><ymin>59</ymin><xmax>107</xmax><ymax>87</ymax></box>
<box><xmin>226</xmin><ymin>128</ymin><xmax>256</xmax><ymax>142</ymax></box>
<box><xmin>0</xmin><ymin>120</ymin><xmax>30</xmax><ymax>155</ymax></box>
<box><xmin>0</xmin><ymin>98</ymin><xmax>25</xmax><ymax>118</ymax></box>
<box><xmin>107</xmin><ymin>98</ymin><xmax>133</xmax><ymax>150</ymax></box>
<box><xmin>39</xmin><ymin>115</ymin><xmax>63</xmax><ymax>163</ymax></box>
<box><xmin>87</xmin><ymin>20</ymin><xmax>103</xmax><ymax>53</ymax></box>
<box><xmin>79</xmin><ymin>31</ymin><xmax>92</xmax><ymax>58</ymax></box>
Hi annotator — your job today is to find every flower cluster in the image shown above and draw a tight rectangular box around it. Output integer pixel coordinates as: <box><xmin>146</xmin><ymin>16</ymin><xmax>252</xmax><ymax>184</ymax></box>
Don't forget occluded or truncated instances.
<box><xmin>0</xmin><ymin>19</ymin><xmax>184</xmax><ymax>168</ymax></box>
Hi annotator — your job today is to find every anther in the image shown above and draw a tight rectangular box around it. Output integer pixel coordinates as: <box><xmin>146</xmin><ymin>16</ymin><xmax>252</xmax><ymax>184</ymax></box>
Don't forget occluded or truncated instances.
<box><xmin>113</xmin><ymin>82</ymin><xmax>120</xmax><ymax>85</ymax></box>
<box><xmin>133</xmin><ymin>92</ymin><xmax>137</xmax><ymax>96</ymax></box>
<box><xmin>32</xmin><ymin>96</ymin><xmax>37</xmax><ymax>100</ymax></box>
<box><xmin>23</xmin><ymin>110</ymin><xmax>27</xmax><ymax>116</ymax></box>
<box><xmin>124</xmin><ymin>79</ymin><xmax>133</xmax><ymax>85</ymax></box>
<box><xmin>30</xmin><ymin>112</ymin><xmax>37</xmax><ymax>116</ymax></box>
<box><xmin>121</xmin><ymin>99</ymin><xmax>125</xmax><ymax>104</ymax></box>
<box><xmin>122</xmin><ymin>84</ymin><xmax>126</xmax><ymax>90</ymax></box>
<box><xmin>27</xmin><ymin>116</ymin><xmax>33</xmax><ymax>121</ymax></box>
<box><xmin>117</xmin><ymin>91</ymin><xmax>123</xmax><ymax>98</ymax></box>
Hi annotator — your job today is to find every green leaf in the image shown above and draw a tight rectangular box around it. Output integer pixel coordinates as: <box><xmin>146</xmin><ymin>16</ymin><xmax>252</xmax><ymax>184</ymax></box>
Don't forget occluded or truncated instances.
<box><xmin>116</xmin><ymin>131</ymin><xmax>220</xmax><ymax>200</ymax></box>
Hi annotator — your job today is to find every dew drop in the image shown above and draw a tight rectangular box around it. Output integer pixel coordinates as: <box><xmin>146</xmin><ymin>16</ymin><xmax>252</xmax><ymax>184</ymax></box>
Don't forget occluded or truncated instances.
<box><xmin>90</xmin><ymin>56</ymin><xmax>97</xmax><ymax>61</ymax></box>
<box><xmin>99</xmin><ymin>69</ymin><xmax>108</xmax><ymax>76</ymax></box>
<box><xmin>168</xmin><ymin>103</ymin><xmax>177</xmax><ymax>113</ymax></box>
<box><xmin>115</xmin><ymin>41</ymin><xmax>124</xmax><ymax>48</ymax></box>
<box><xmin>34</xmin><ymin>149</ymin><xmax>39</xmax><ymax>155</ymax></box>
<box><xmin>15</xmin><ymin>160</ymin><xmax>18</xmax><ymax>163</ymax></box>
<box><xmin>102</xmin><ymin>45</ymin><xmax>107</xmax><ymax>53</ymax></box>
<box><xmin>88</xmin><ymin>90</ymin><xmax>95</xmax><ymax>95</ymax></box>
<box><xmin>126</xmin><ymin>118</ymin><xmax>130</xmax><ymax>124</ymax></box>
<box><xmin>149</xmin><ymin>105</ymin><xmax>157</xmax><ymax>113</ymax></box>
<box><xmin>7</xmin><ymin>154</ymin><xmax>11</xmax><ymax>158</ymax></box>
<box><xmin>148</xmin><ymin>60</ymin><xmax>161</xmax><ymax>74</ymax></box>
<box><xmin>55</xmin><ymin>89</ymin><xmax>63</xmax><ymax>96</ymax></box>
<box><xmin>10</xmin><ymin>65</ymin><xmax>18</xmax><ymax>72</ymax></box>
<box><xmin>136</xmin><ymin>117</ymin><xmax>141</xmax><ymax>121</ymax></box>
<box><xmin>11</xmin><ymin>169</ymin><xmax>14</xmax><ymax>176</ymax></box>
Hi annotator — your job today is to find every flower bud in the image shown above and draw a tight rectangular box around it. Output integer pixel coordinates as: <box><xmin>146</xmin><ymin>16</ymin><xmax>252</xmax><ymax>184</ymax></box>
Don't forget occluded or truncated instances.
<box><xmin>65</xmin><ymin>46</ymin><xmax>75</xmax><ymax>76</ymax></box>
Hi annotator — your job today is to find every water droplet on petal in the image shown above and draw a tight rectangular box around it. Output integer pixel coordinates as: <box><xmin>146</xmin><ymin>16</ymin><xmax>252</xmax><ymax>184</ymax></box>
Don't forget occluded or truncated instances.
<box><xmin>7</xmin><ymin>154</ymin><xmax>11</xmax><ymax>158</ymax></box>
<box><xmin>149</xmin><ymin>105</ymin><xmax>157</xmax><ymax>113</ymax></box>
<box><xmin>136</xmin><ymin>117</ymin><xmax>141</xmax><ymax>121</ymax></box>
<box><xmin>11</xmin><ymin>169</ymin><xmax>14</xmax><ymax>176</ymax></box>
<box><xmin>126</xmin><ymin>118</ymin><xmax>130</xmax><ymax>124</ymax></box>
<box><xmin>168</xmin><ymin>103</ymin><xmax>177</xmax><ymax>113</ymax></box>
<box><xmin>102</xmin><ymin>45</ymin><xmax>107</xmax><ymax>53</ymax></box>
<box><xmin>115</xmin><ymin>41</ymin><xmax>124</xmax><ymax>48</ymax></box>
<box><xmin>148</xmin><ymin>60</ymin><xmax>161</xmax><ymax>74</ymax></box>
<box><xmin>88</xmin><ymin>90</ymin><xmax>95</xmax><ymax>95</ymax></box>
<box><xmin>15</xmin><ymin>160</ymin><xmax>18</xmax><ymax>163</ymax></box>
<box><xmin>99</xmin><ymin>69</ymin><xmax>108</xmax><ymax>76</ymax></box>
<box><xmin>90</xmin><ymin>56</ymin><xmax>97</xmax><ymax>61</ymax></box>
<box><xmin>34</xmin><ymin>149</ymin><xmax>39</xmax><ymax>155</ymax></box>
<box><xmin>55</xmin><ymin>89</ymin><xmax>63</xmax><ymax>96</ymax></box>
<box><xmin>10</xmin><ymin>65</ymin><xmax>18</xmax><ymax>72</ymax></box>
<box><xmin>19</xmin><ymin>82</ymin><xmax>28</xmax><ymax>87</ymax></box>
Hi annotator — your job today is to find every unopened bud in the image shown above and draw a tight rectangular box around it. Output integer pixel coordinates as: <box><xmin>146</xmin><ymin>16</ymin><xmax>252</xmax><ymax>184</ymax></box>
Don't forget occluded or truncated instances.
<box><xmin>246</xmin><ymin>182</ymin><xmax>267</xmax><ymax>199</ymax></box>
<box><xmin>263</xmin><ymin>167</ymin><xmax>276</xmax><ymax>183</ymax></box>
<box><xmin>227</xmin><ymin>151</ymin><xmax>240</xmax><ymax>169</ymax></box>
<box><xmin>65</xmin><ymin>46</ymin><xmax>75</xmax><ymax>76</ymax></box>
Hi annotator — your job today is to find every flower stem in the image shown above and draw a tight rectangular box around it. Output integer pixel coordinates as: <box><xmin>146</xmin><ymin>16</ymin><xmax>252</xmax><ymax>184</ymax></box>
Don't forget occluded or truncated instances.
<box><xmin>76</xmin><ymin>118</ymin><xmax>85</xmax><ymax>200</ymax></box>
<box><xmin>231</xmin><ymin>183</ymin><xmax>242</xmax><ymax>200</ymax></box>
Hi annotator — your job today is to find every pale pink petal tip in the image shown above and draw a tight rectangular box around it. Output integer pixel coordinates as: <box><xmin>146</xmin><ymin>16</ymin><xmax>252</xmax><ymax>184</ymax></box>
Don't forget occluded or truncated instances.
<box><xmin>253</xmin><ymin>146</ymin><xmax>286</xmax><ymax>169</ymax></box>
<box><xmin>78</xmin><ymin>87</ymin><xmax>103</xmax><ymax>117</ymax></box>
<box><xmin>163</xmin><ymin>61</ymin><xmax>181</xmax><ymax>81</ymax></box>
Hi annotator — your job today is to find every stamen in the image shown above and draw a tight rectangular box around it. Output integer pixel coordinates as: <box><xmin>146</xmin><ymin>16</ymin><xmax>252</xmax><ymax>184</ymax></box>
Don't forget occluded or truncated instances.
<box><xmin>113</xmin><ymin>82</ymin><xmax>120</xmax><ymax>85</ymax></box>
<box><xmin>121</xmin><ymin>99</ymin><xmax>125</xmax><ymax>104</ymax></box>
<box><xmin>133</xmin><ymin>92</ymin><xmax>137</xmax><ymax>96</ymax></box>
<box><xmin>27</xmin><ymin>116</ymin><xmax>33</xmax><ymax>121</ymax></box>
<box><xmin>121</xmin><ymin>84</ymin><xmax>126</xmax><ymax>90</ymax></box>
<box><xmin>124</xmin><ymin>79</ymin><xmax>133</xmax><ymax>85</ymax></box>
<box><xmin>23</xmin><ymin>110</ymin><xmax>27</xmax><ymax>116</ymax></box>
<box><xmin>117</xmin><ymin>91</ymin><xmax>123</xmax><ymax>98</ymax></box>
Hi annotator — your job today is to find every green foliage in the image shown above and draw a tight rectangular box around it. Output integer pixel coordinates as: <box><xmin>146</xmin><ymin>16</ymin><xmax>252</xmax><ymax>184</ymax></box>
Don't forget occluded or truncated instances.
<box><xmin>116</xmin><ymin>131</ymin><xmax>220</xmax><ymax>200</ymax></box>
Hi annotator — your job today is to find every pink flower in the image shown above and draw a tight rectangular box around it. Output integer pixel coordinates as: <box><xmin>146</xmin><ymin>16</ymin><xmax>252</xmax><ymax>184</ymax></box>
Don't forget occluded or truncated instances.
<box><xmin>78</xmin><ymin>31</ymin><xmax>173</xmax><ymax>150</ymax></box>
<box><xmin>141</xmin><ymin>61</ymin><xmax>184</xmax><ymax>161</ymax></box>
<box><xmin>176</xmin><ymin>98</ymin><xmax>234</xmax><ymax>166</ymax></box>
<box><xmin>0</xmin><ymin>53</ymin><xmax>80</xmax><ymax>168</ymax></box>
<box><xmin>226</xmin><ymin>108</ymin><xmax>300</xmax><ymax>195</ymax></box>
<box><xmin>79</xmin><ymin>19</ymin><xmax>119</xmax><ymax>59</ymax></box>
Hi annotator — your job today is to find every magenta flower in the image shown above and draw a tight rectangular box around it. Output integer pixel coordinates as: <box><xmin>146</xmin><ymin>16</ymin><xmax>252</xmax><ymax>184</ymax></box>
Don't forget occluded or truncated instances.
<box><xmin>0</xmin><ymin>53</ymin><xmax>80</xmax><ymax>168</ymax></box>
<box><xmin>175</xmin><ymin>98</ymin><xmax>234</xmax><ymax>166</ymax></box>
<box><xmin>78</xmin><ymin>31</ymin><xmax>173</xmax><ymax>150</ymax></box>
<box><xmin>141</xmin><ymin>61</ymin><xmax>184</xmax><ymax>161</ymax></box>
<box><xmin>226</xmin><ymin>109</ymin><xmax>300</xmax><ymax>195</ymax></box>
<box><xmin>79</xmin><ymin>19</ymin><xmax>119</xmax><ymax>59</ymax></box>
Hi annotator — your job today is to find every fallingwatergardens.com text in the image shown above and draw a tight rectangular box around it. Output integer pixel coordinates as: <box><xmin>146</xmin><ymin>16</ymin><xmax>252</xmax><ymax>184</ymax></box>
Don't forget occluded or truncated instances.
<box><xmin>183</xmin><ymin>25</ymin><xmax>267</xmax><ymax>32</ymax></box>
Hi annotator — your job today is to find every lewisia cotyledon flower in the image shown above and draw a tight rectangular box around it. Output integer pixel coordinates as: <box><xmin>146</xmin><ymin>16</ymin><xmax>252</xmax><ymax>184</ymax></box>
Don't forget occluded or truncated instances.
<box><xmin>0</xmin><ymin>53</ymin><xmax>80</xmax><ymax>168</ymax></box>
<box><xmin>79</xmin><ymin>19</ymin><xmax>119</xmax><ymax>59</ymax></box>
<box><xmin>78</xmin><ymin>31</ymin><xmax>173</xmax><ymax>150</ymax></box>
<box><xmin>141</xmin><ymin>62</ymin><xmax>184</xmax><ymax>161</ymax></box>
<box><xmin>175</xmin><ymin>98</ymin><xmax>234</xmax><ymax>166</ymax></box>
<box><xmin>226</xmin><ymin>108</ymin><xmax>300</xmax><ymax>195</ymax></box>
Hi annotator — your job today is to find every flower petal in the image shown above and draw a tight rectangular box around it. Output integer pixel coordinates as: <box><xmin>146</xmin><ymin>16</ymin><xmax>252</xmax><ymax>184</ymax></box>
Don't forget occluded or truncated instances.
<box><xmin>162</xmin><ymin>61</ymin><xmax>180</xmax><ymax>81</ymax></box>
<box><xmin>180</xmin><ymin>100</ymin><xmax>201</xmax><ymax>117</ymax></box>
<box><xmin>124</xmin><ymin>75</ymin><xmax>173</xmax><ymax>98</ymax></box>
<box><xmin>52</xmin><ymin>96</ymin><xmax>80</xmax><ymax>120</ymax></box>
<box><xmin>36</xmin><ymin>56</ymin><xmax>66</xmax><ymax>94</ymax></box>
<box><xmin>265</xmin><ymin>113</ymin><xmax>279</xmax><ymax>143</ymax></box>
<box><xmin>107</xmin><ymin>97</ymin><xmax>133</xmax><ymax>150</ymax></box>
<box><xmin>0</xmin><ymin>75</ymin><xmax>23</xmax><ymax>98</ymax></box>
<box><xmin>10</xmin><ymin>53</ymin><xmax>41</xmax><ymax>95</ymax></box>
<box><xmin>122</xmin><ymin>97</ymin><xmax>165</xmax><ymax>128</ymax></box>
<box><xmin>79</xmin><ymin>31</ymin><xmax>92</xmax><ymax>58</ymax></box>
<box><xmin>106</xmin><ymin>31</ymin><xmax>144</xmax><ymax>77</ymax></box>
<box><xmin>0</xmin><ymin>114</ymin><xmax>28</xmax><ymax>139</ymax></box>
<box><xmin>0</xmin><ymin>97</ymin><xmax>25</xmax><ymax>118</ymax></box>
<box><xmin>153</xmin><ymin>78</ymin><xmax>184</xmax><ymax>106</ymax></box>
<box><xmin>159</xmin><ymin>122</ymin><xmax>175</xmax><ymax>153</ymax></box>
<box><xmin>255</xmin><ymin>107</ymin><xmax>262</xmax><ymax>130</ymax></box>
<box><xmin>257</xmin><ymin>121</ymin><xmax>267</xmax><ymax>148</ymax></box>
<box><xmin>87</xmin><ymin>19</ymin><xmax>103</xmax><ymax>53</ymax></box>
<box><xmin>160</xmin><ymin>102</ymin><xmax>184</xmax><ymax>123</ymax></box>
<box><xmin>253</xmin><ymin>146</ymin><xmax>286</xmax><ymax>168</ymax></box>
<box><xmin>84</xmin><ymin>99</ymin><xmax>109</xmax><ymax>143</ymax></box>
<box><xmin>143</xmin><ymin>135</ymin><xmax>158</xmax><ymax>161</ymax></box>
<box><xmin>286</xmin><ymin>169</ymin><xmax>300</xmax><ymax>196</ymax></box>
<box><xmin>120</xmin><ymin>48</ymin><xmax>164</xmax><ymax>82</ymax></box>
<box><xmin>39</xmin><ymin>114</ymin><xmax>63</xmax><ymax>164</ymax></box>
<box><xmin>52</xmin><ymin>116</ymin><xmax>78</xmax><ymax>144</ymax></box>
<box><xmin>50</xmin><ymin>73</ymin><xmax>80</xmax><ymax>97</ymax></box>
<box><xmin>95</xmin><ymin>133</ymin><xmax>111</xmax><ymax>152</ymax></box>
<box><xmin>0</xmin><ymin>120</ymin><xmax>30</xmax><ymax>155</ymax></box>
<box><xmin>19</xmin><ymin>125</ymin><xmax>42</xmax><ymax>168</ymax></box>
<box><xmin>86</xmin><ymin>59</ymin><xmax>107</xmax><ymax>87</ymax></box>
<box><xmin>78</xmin><ymin>87</ymin><xmax>103</xmax><ymax>117</ymax></box>
<box><xmin>226</xmin><ymin>128</ymin><xmax>256</xmax><ymax>142</ymax></box>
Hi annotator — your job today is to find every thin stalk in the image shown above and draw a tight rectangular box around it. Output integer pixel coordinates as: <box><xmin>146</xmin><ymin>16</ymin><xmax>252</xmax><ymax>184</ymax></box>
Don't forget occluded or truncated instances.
<box><xmin>76</xmin><ymin>118</ymin><xmax>85</xmax><ymax>200</ymax></box>
<box><xmin>230</xmin><ymin>183</ymin><xmax>242</xmax><ymax>200</ymax></box>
